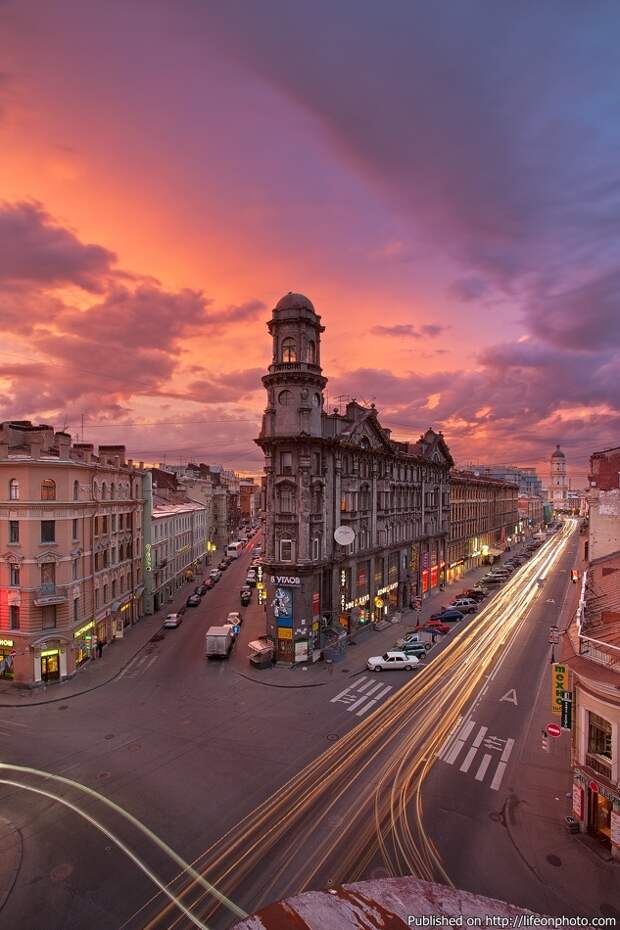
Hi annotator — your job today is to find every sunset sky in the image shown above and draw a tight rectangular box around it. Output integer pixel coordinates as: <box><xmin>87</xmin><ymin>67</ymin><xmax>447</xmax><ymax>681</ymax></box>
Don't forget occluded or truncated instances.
<box><xmin>1</xmin><ymin>0</ymin><xmax>619</xmax><ymax>483</ymax></box>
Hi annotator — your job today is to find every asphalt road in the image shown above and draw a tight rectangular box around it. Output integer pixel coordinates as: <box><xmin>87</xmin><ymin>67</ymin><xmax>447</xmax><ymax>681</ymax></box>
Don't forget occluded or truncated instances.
<box><xmin>1</xmin><ymin>524</ymin><xmax>612</xmax><ymax>930</ymax></box>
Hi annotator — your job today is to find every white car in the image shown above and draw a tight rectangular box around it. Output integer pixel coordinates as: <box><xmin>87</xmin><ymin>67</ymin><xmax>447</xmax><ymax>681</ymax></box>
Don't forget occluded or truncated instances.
<box><xmin>209</xmin><ymin>569</ymin><xmax>222</xmax><ymax>582</ymax></box>
<box><xmin>163</xmin><ymin>613</ymin><xmax>183</xmax><ymax>628</ymax></box>
<box><xmin>367</xmin><ymin>651</ymin><xmax>419</xmax><ymax>672</ymax></box>
<box><xmin>226</xmin><ymin>611</ymin><xmax>243</xmax><ymax>627</ymax></box>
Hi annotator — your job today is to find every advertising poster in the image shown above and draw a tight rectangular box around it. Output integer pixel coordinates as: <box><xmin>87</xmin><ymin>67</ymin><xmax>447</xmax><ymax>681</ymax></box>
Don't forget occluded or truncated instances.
<box><xmin>272</xmin><ymin>587</ymin><xmax>293</xmax><ymax>627</ymax></box>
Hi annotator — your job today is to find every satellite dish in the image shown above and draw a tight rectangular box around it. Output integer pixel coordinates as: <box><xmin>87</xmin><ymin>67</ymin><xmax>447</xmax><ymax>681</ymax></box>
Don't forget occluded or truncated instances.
<box><xmin>334</xmin><ymin>525</ymin><xmax>355</xmax><ymax>546</ymax></box>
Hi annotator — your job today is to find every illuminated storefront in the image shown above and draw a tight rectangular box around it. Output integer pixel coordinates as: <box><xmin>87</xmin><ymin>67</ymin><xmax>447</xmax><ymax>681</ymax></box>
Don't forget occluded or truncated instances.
<box><xmin>0</xmin><ymin>638</ymin><xmax>15</xmax><ymax>680</ymax></box>
<box><xmin>73</xmin><ymin>620</ymin><xmax>94</xmax><ymax>667</ymax></box>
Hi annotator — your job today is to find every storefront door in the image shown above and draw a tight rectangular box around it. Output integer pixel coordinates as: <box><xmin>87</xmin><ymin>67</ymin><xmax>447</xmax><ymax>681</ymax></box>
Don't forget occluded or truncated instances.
<box><xmin>41</xmin><ymin>652</ymin><xmax>60</xmax><ymax>682</ymax></box>
<box><xmin>588</xmin><ymin>788</ymin><xmax>612</xmax><ymax>847</ymax></box>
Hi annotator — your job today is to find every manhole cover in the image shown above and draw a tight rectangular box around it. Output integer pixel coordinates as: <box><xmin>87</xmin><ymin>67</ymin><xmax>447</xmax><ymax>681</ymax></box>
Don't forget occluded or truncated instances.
<box><xmin>97</xmin><ymin>772</ymin><xmax>111</xmax><ymax>781</ymax></box>
<box><xmin>50</xmin><ymin>863</ymin><xmax>74</xmax><ymax>882</ymax></box>
<box><xmin>546</xmin><ymin>854</ymin><xmax>562</xmax><ymax>867</ymax></box>
<box><xmin>104</xmin><ymin>734</ymin><xmax>115</xmax><ymax>740</ymax></box>
<box><xmin>58</xmin><ymin>705</ymin><xmax>69</xmax><ymax>711</ymax></box>
<box><xmin>326</xmin><ymin>734</ymin><xmax>339</xmax><ymax>742</ymax></box>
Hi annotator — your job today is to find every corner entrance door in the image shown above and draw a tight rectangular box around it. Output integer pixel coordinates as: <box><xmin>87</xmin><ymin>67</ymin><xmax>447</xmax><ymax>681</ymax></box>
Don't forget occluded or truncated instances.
<box><xmin>41</xmin><ymin>652</ymin><xmax>60</xmax><ymax>682</ymax></box>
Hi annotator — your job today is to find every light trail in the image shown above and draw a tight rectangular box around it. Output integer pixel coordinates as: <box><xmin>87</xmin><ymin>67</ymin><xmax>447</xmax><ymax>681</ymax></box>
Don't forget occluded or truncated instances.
<box><xmin>126</xmin><ymin>521</ymin><xmax>576</xmax><ymax>930</ymax></box>
<box><xmin>0</xmin><ymin>763</ymin><xmax>247</xmax><ymax>923</ymax></box>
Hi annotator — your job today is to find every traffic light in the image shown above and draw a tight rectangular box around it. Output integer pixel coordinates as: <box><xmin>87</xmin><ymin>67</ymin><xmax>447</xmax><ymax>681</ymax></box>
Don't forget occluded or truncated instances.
<box><xmin>571</xmin><ymin>569</ymin><xmax>578</xmax><ymax>583</ymax></box>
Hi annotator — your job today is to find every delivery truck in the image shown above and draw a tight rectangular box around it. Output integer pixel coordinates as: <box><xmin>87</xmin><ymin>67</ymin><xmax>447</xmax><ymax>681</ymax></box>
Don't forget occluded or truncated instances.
<box><xmin>205</xmin><ymin>625</ymin><xmax>235</xmax><ymax>659</ymax></box>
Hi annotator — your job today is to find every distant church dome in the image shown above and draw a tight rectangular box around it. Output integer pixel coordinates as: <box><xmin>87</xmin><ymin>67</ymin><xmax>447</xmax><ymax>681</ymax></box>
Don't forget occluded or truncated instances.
<box><xmin>551</xmin><ymin>444</ymin><xmax>565</xmax><ymax>459</ymax></box>
<box><xmin>274</xmin><ymin>292</ymin><xmax>315</xmax><ymax>313</ymax></box>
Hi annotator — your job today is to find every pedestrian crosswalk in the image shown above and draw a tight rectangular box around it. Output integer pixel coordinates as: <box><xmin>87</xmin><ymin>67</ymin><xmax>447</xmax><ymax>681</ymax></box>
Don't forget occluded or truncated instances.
<box><xmin>117</xmin><ymin>652</ymin><xmax>159</xmax><ymax>680</ymax></box>
<box><xmin>438</xmin><ymin>716</ymin><xmax>515</xmax><ymax>791</ymax></box>
<box><xmin>0</xmin><ymin>718</ymin><xmax>29</xmax><ymax>739</ymax></box>
<box><xmin>329</xmin><ymin>677</ymin><xmax>393</xmax><ymax>717</ymax></box>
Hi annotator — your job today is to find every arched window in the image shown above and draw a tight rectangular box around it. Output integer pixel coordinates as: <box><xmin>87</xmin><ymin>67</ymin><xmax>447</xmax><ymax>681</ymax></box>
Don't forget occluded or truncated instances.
<box><xmin>110</xmin><ymin>483</ymin><xmax>115</xmax><ymax>500</ymax></box>
<box><xmin>101</xmin><ymin>482</ymin><xmax>107</xmax><ymax>500</ymax></box>
<box><xmin>9</xmin><ymin>479</ymin><xmax>19</xmax><ymax>500</ymax></box>
<box><xmin>278</xmin><ymin>389</ymin><xmax>292</xmax><ymax>406</ymax></box>
<box><xmin>306</xmin><ymin>340</ymin><xmax>315</xmax><ymax>364</ymax></box>
<box><xmin>41</xmin><ymin>479</ymin><xmax>56</xmax><ymax>501</ymax></box>
<box><xmin>281</xmin><ymin>337</ymin><xmax>297</xmax><ymax>363</ymax></box>
<box><xmin>73</xmin><ymin>480</ymin><xmax>79</xmax><ymax>501</ymax></box>
<box><xmin>279</xmin><ymin>486</ymin><xmax>294</xmax><ymax>513</ymax></box>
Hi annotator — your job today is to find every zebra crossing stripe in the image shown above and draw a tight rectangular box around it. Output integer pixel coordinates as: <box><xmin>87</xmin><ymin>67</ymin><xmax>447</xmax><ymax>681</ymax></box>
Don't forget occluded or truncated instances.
<box><xmin>355</xmin><ymin>685</ymin><xmax>392</xmax><ymax>717</ymax></box>
<box><xmin>444</xmin><ymin>719</ymin><xmax>476</xmax><ymax>765</ymax></box>
<box><xmin>490</xmin><ymin>738</ymin><xmax>515</xmax><ymax>791</ymax></box>
<box><xmin>459</xmin><ymin>726</ymin><xmax>488</xmax><ymax>773</ymax></box>
<box><xmin>475</xmin><ymin>753</ymin><xmax>492</xmax><ymax>781</ymax></box>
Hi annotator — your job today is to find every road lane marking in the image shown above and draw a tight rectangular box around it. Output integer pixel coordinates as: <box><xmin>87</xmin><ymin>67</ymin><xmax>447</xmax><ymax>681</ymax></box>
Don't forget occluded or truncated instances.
<box><xmin>444</xmin><ymin>719</ymin><xmax>476</xmax><ymax>765</ymax></box>
<box><xmin>459</xmin><ymin>726</ymin><xmax>488</xmax><ymax>773</ymax></box>
<box><xmin>490</xmin><ymin>738</ymin><xmax>515</xmax><ymax>791</ymax></box>
<box><xmin>348</xmin><ymin>682</ymin><xmax>390</xmax><ymax>712</ymax></box>
<box><xmin>436</xmin><ymin>715</ymin><xmax>463</xmax><ymax>759</ymax></box>
<box><xmin>355</xmin><ymin>686</ymin><xmax>392</xmax><ymax>717</ymax></box>
<box><xmin>500</xmin><ymin>689</ymin><xmax>518</xmax><ymax>705</ymax></box>
<box><xmin>0</xmin><ymin>719</ymin><xmax>28</xmax><ymax>728</ymax></box>
<box><xmin>475</xmin><ymin>753</ymin><xmax>492</xmax><ymax>781</ymax></box>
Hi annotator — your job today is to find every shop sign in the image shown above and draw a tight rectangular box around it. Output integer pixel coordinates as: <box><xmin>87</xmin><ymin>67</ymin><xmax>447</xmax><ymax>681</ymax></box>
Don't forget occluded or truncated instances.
<box><xmin>422</xmin><ymin>551</ymin><xmax>429</xmax><ymax>570</ymax></box>
<box><xmin>311</xmin><ymin>621</ymin><xmax>319</xmax><ymax>631</ymax></box>
<box><xmin>561</xmin><ymin>690</ymin><xmax>573</xmax><ymax>730</ymax></box>
<box><xmin>551</xmin><ymin>663</ymin><xmax>569</xmax><ymax>715</ymax></box>
<box><xmin>611</xmin><ymin>811</ymin><xmax>620</xmax><ymax>848</ymax></box>
<box><xmin>572</xmin><ymin>784</ymin><xmax>584</xmax><ymax>820</ymax></box>
<box><xmin>120</xmin><ymin>602</ymin><xmax>131</xmax><ymax>613</ymax></box>
<box><xmin>73</xmin><ymin>620</ymin><xmax>95</xmax><ymax>639</ymax></box>
<box><xmin>272</xmin><ymin>575</ymin><xmax>301</xmax><ymax>586</ymax></box>
<box><xmin>41</xmin><ymin>649</ymin><xmax>59</xmax><ymax>658</ymax></box>
<box><xmin>144</xmin><ymin>544</ymin><xmax>152</xmax><ymax>572</ymax></box>
<box><xmin>344</xmin><ymin>593</ymin><xmax>370</xmax><ymax>610</ymax></box>
<box><xmin>377</xmin><ymin>582</ymin><xmax>398</xmax><ymax>596</ymax></box>
<box><xmin>277</xmin><ymin>627</ymin><xmax>293</xmax><ymax>640</ymax></box>
<box><xmin>374</xmin><ymin>596</ymin><xmax>384</xmax><ymax>608</ymax></box>
<box><xmin>295</xmin><ymin>641</ymin><xmax>308</xmax><ymax>662</ymax></box>
<box><xmin>0</xmin><ymin>638</ymin><xmax>14</xmax><ymax>648</ymax></box>
<box><xmin>312</xmin><ymin>592</ymin><xmax>320</xmax><ymax>614</ymax></box>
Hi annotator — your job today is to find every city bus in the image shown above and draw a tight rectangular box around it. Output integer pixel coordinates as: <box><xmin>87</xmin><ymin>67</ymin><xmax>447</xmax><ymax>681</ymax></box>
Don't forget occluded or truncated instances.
<box><xmin>226</xmin><ymin>541</ymin><xmax>244</xmax><ymax>559</ymax></box>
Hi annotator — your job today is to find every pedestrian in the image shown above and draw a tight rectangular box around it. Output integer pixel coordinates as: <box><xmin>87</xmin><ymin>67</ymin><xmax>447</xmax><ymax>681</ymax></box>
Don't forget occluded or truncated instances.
<box><xmin>96</xmin><ymin>640</ymin><xmax>104</xmax><ymax>659</ymax></box>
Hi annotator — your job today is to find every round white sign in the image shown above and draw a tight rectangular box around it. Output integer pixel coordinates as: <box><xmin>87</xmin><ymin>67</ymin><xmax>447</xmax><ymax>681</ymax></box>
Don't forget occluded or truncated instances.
<box><xmin>334</xmin><ymin>525</ymin><xmax>355</xmax><ymax>546</ymax></box>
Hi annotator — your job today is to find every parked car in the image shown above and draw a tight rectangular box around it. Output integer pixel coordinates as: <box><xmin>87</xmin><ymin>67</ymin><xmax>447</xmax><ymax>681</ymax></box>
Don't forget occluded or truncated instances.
<box><xmin>367</xmin><ymin>651</ymin><xmax>419</xmax><ymax>671</ymax></box>
<box><xmin>204</xmin><ymin>578</ymin><xmax>215</xmax><ymax>590</ymax></box>
<box><xmin>395</xmin><ymin>631</ymin><xmax>425</xmax><ymax>648</ymax></box>
<box><xmin>226</xmin><ymin>611</ymin><xmax>243</xmax><ymax>627</ymax></box>
<box><xmin>218</xmin><ymin>560</ymin><xmax>228</xmax><ymax>571</ymax></box>
<box><xmin>421</xmin><ymin>620</ymin><xmax>450</xmax><ymax>634</ymax></box>
<box><xmin>209</xmin><ymin>569</ymin><xmax>222</xmax><ymax>582</ymax></box>
<box><xmin>461</xmin><ymin>589</ymin><xmax>486</xmax><ymax>601</ymax></box>
<box><xmin>481</xmin><ymin>575</ymin><xmax>504</xmax><ymax>586</ymax></box>
<box><xmin>164</xmin><ymin>612</ymin><xmax>184</xmax><ymax>628</ymax></box>
<box><xmin>401</xmin><ymin>641</ymin><xmax>430</xmax><ymax>659</ymax></box>
<box><xmin>240</xmin><ymin>586</ymin><xmax>252</xmax><ymax>606</ymax></box>
<box><xmin>430</xmin><ymin>609</ymin><xmax>464</xmax><ymax>622</ymax></box>
<box><xmin>447</xmin><ymin>598</ymin><xmax>478</xmax><ymax>613</ymax></box>
<box><xmin>245</xmin><ymin>571</ymin><xmax>257</xmax><ymax>587</ymax></box>
<box><xmin>186</xmin><ymin>594</ymin><xmax>201</xmax><ymax>608</ymax></box>
<box><xmin>195</xmin><ymin>584</ymin><xmax>208</xmax><ymax>596</ymax></box>
<box><xmin>254</xmin><ymin>545</ymin><xmax>262</xmax><ymax>555</ymax></box>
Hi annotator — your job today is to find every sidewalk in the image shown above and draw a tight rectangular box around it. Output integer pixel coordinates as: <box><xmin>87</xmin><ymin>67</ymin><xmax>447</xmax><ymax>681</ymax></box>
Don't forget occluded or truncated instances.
<box><xmin>0</xmin><ymin>557</ymin><xmax>225</xmax><ymax>708</ymax></box>
<box><xmin>236</xmin><ymin>550</ymin><xmax>514</xmax><ymax>688</ymax></box>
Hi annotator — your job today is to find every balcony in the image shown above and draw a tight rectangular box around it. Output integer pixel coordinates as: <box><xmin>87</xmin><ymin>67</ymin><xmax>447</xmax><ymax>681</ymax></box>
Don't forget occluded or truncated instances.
<box><xmin>585</xmin><ymin>753</ymin><xmax>612</xmax><ymax>780</ymax></box>
<box><xmin>33</xmin><ymin>585</ymin><xmax>67</xmax><ymax>606</ymax></box>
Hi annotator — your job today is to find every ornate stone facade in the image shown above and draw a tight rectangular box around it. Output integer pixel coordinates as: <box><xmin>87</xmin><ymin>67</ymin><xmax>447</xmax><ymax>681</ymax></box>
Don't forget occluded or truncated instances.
<box><xmin>256</xmin><ymin>293</ymin><xmax>453</xmax><ymax>663</ymax></box>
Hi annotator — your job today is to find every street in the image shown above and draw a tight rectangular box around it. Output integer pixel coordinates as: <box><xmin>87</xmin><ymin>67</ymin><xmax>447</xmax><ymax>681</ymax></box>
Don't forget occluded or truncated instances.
<box><xmin>1</xmin><ymin>521</ymin><xmax>615</xmax><ymax>930</ymax></box>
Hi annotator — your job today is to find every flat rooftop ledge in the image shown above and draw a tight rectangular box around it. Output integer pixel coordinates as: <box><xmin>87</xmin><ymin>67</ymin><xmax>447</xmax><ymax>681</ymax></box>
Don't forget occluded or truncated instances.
<box><xmin>231</xmin><ymin>877</ymin><xmax>561</xmax><ymax>930</ymax></box>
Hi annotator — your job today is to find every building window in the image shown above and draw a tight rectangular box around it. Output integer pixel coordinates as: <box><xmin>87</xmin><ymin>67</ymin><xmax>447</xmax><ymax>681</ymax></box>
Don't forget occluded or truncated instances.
<box><xmin>73</xmin><ymin>480</ymin><xmax>79</xmax><ymax>501</ymax></box>
<box><xmin>41</xmin><ymin>561</ymin><xmax>56</xmax><ymax>592</ymax></box>
<box><xmin>103</xmin><ymin>584</ymin><xmax>108</xmax><ymax>604</ymax></box>
<box><xmin>95</xmin><ymin>588</ymin><xmax>100</xmax><ymax>608</ymax></box>
<box><xmin>72</xmin><ymin>558</ymin><xmax>79</xmax><ymax>580</ymax></box>
<box><xmin>306</xmin><ymin>340</ymin><xmax>315</xmax><ymax>364</ymax></box>
<box><xmin>588</xmin><ymin>712</ymin><xmax>612</xmax><ymax>759</ymax></box>
<box><xmin>72</xmin><ymin>518</ymin><xmax>79</xmax><ymax>540</ymax></box>
<box><xmin>9</xmin><ymin>564</ymin><xmax>20</xmax><ymax>586</ymax></box>
<box><xmin>312</xmin><ymin>537</ymin><xmax>320</xmax><ymax>560</ymax></box>
<box><xmin>9</xmin><ymin>605</ymin><xmax>20</xmax><ymax>630</ymax></box>
<box><xmin>101</xmin><ymin>482</ymin><xmax>107</xmax><ymax>500</ymax></box>
<box><xmin>111</xmin><ymin>483</ymin><xmax>115</xmax><ymax>500</ymax></box>
<box><xmin>313</xmin><ymin>393</ymin><xmax>321</xmax><ymax>408</ymax></box>
<box><xmin>9</xmin><ymin>520</ymin><xmax>19</xmax><ymax>543</ymax></box>
<box><xmin>112</xmin><ymin>579</ymin><xmax>117</xmax><ymax>599</ymax></box>
<box><xmin>280</xmin><ymin>451</ymin><xmax>293</xmax><ymax>475</ymax></box>
<box><xmin>41</xmin><ymin>520</ymin><xmax>55</xmax><ymax>543</ymax></box>
<box><xmin>112</xmin><ymin>514</ymin><xmax>117</xmax><ymax>532</ymax></box>
<box><xmin>9</xmin><ymin>479</ymin><xmax>19</xmax><ymax>500</ymax></box>
<box><xmin>279</xmin><ymin>487</ymin><xmax>294</xmax><ymax>513</ymax></box>
<box><xmin>281</xmin><ymin>337</ymin><xmax>297</xmax><ymax>363</ymax></box>
<box><xmin>280</xmin><ymin>539</ymin><xmax>293</xmax><ymax>562</ymax></box>
<box><xmin>278</xmin><ymin>389</ymin><xmax>292</xmax><ymax>405</ymax></box>
<box><xmin>102</xmin><ymin>515</ymin><xmax>108</xmax><ymax>534</ymax></box>
<box><xmin>42</xmin><ymin>605</ymin><xmax>57</xmax><ymax>629</ymax></box>
<box><xmin>41</xmin><ymin>478</ymin><xmax>56</xmax><ymax>500</ymax></box>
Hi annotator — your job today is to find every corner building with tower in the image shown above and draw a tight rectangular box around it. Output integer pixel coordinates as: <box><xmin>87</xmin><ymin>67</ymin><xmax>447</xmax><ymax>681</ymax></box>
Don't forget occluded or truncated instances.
<box><xmin>256</xmin><ymin>293</ymin><xmax>453</xmax><ymax>664</ymax></box>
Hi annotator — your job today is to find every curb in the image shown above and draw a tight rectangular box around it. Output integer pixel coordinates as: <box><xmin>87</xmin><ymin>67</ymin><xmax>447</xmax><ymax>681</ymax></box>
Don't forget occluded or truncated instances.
<box><xmin>234</xmin><ymin>670</ymin><xmax>327</xmax><ymax>689</ymax></box>
<box><xmin>0</xmin><ymin>625</ymin><xmax>161</xmax><ymax>708</ymax></box>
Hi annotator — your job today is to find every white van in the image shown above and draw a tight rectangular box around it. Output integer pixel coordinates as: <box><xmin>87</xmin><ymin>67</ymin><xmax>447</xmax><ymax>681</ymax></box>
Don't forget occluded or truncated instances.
<box><xmin>205</xmin><ymin>625</ymin><xmax>235</xmax><ymax>659</ymax></box>
<box><xmin>226</xmin><ymin>541</ymin><xmax>244</xmax><ymax>559</ymax></box>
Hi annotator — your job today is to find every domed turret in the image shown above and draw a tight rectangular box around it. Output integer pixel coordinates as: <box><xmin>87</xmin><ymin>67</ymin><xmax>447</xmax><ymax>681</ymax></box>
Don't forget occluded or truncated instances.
<box><xmin>275</xmin><ymin>292</ymin><xmax>315</xmax><ymax>313</ymax></box>
<box><xmin>551</xmin><ymin>444</ymin><xmax>565</xmax><ymax>459</ymax></box>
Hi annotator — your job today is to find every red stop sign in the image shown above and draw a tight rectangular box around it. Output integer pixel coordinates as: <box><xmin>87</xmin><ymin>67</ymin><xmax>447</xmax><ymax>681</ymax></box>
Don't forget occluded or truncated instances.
<box><xmin>547</xmin><ymin>723</ymin><xmax>561</xmax><ymax>737</ymax></box>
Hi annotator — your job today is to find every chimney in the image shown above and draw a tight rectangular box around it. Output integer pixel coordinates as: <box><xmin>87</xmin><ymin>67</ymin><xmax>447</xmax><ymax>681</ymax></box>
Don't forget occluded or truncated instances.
<box><xmin>127</xmin><ymin>459</ymin><xmax>133</xmax><ymax>468</ymax></box>
<box><xmin>139</xmin><ymin>461</ymin><xmax>144</xmax><ymax>470</ymax></box>
<box><xmin>99</xmin><ymin>445</ymin><xmax>126</xmax><ymax>466</ymax></box>
<box><xmin>74</xmin><ymin>442</ymin><xmax>94</xmax><ymax>463</ymax></box>
<box><xmin>55</xmin><ymin>431</ymin><xmax>72</xmax><ymax>458</ymax></box>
